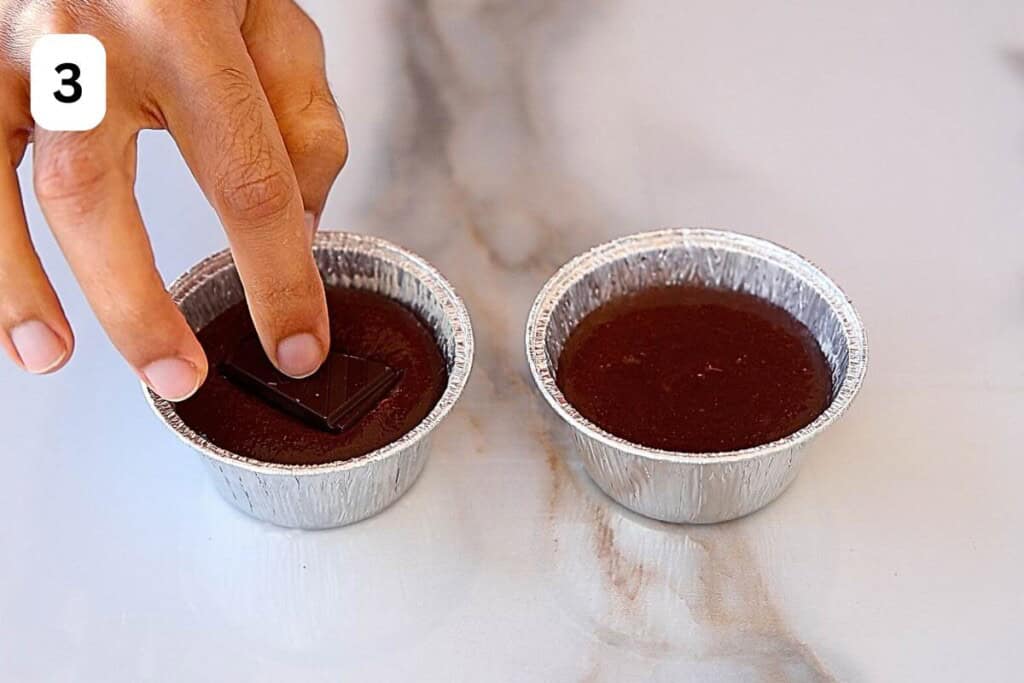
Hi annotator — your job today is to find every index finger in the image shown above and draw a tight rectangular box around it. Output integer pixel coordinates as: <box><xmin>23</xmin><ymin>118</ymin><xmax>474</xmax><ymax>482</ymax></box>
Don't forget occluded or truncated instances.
<box><xmin>159</xmin><ymin>35</ymin><xmax>329</xmax><ymax>379</ymax></box>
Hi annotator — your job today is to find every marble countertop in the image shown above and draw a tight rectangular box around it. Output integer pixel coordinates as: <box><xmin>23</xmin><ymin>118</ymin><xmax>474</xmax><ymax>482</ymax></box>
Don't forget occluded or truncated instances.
<box><xmin>1</xmin><ymin>1</ymin><xmax>1022</xmax><ymax>681</ymax></box>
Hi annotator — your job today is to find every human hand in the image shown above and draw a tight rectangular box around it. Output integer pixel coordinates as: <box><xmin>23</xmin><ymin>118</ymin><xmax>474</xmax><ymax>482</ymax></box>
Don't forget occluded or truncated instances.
<box><xmin>0</xmin><ymin>0</ymin><xmax>348</xmax><ymax>399</ymax></box>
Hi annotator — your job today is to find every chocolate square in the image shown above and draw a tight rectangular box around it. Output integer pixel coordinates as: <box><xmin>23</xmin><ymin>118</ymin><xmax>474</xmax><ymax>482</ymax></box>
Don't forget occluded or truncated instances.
<box><xmin>221</xmin><ymin>336</ymin><xmax>401</xmax><ymax>432</ymax></box>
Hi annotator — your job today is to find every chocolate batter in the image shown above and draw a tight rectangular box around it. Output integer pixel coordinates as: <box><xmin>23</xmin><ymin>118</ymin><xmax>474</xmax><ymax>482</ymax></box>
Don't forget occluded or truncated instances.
<box><xmin>556</xmin><ymin>285</ymin><xmax>832</xmax><ymax>452</ymax></box>
<box><xmin>176</xmin><ymin>288</ymin><xmax>447</xmax><ymax>465</ymax></box>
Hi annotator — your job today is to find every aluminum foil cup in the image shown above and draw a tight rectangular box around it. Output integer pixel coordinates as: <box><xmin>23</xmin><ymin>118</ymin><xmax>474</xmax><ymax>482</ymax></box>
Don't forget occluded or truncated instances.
<box><xmin>526</xmin><ymin>228</ymin><xmax>867</xmax><ymax>524</ymax></box>
<box><xmin>146</xmin><ymin>232</ymin><xmax>474</xmax><ymax>529</ymax></box>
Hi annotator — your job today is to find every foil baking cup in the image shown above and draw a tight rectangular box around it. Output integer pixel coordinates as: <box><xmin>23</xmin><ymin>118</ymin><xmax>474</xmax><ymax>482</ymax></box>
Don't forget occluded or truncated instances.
<box><xmin>146</xmin><ymin>232</ymin><xmax>474</xmax><ymax>529</ymax></box>
<box><xmin>526</xmin><ymin>228</ymin><xmax>867</xmax><ymax>524</ymax></box>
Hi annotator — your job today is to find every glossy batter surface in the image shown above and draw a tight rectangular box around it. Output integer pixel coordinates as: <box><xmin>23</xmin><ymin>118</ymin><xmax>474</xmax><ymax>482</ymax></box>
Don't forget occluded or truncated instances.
<box><xmin>556</xmin><ymin>285</ymin><xmax>832</xmax><ymax>452</ymax></box>
<box><xmin>177</xmin><ymin>288</ymin><xmax>447</xmax><ymax>465</ymax></box>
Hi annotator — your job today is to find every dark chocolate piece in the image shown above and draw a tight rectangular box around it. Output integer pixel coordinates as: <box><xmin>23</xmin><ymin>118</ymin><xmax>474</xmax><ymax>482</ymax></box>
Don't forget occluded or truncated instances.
<box><xmin>222</xmin><ymin>336</ymin><xmax>401</xmax><ymax>432</ymax></box>
<box><xmin>176</xmin><ymin>287</ymin><xmax>447</xmax><ymax>465</ymax></box>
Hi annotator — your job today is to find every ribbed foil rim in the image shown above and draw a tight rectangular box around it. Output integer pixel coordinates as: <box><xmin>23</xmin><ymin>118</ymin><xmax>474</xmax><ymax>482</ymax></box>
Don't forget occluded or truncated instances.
<box><xmin>145</xmin><ymin>232</ymin><xmax>474</xmax><ymax>476</ymax></box>
<box><xmin>525</xmin><ymin>228</ymin><xmax>868</xmax><ymax>465</ymax></box>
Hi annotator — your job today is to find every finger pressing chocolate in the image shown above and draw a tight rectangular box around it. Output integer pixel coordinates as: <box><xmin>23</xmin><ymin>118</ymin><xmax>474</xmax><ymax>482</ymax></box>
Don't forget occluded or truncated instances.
<box><xmin>159</xmin><ymin>24</ymin><xmax>330</xmax><ymax>379</ymax></box>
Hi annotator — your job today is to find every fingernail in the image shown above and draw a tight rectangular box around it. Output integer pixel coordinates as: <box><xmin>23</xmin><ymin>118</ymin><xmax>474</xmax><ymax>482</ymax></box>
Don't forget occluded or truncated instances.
<box><xmin>304</xmin><ymin>211</ymin><xmax>317</xmax><ymax>242</ymax></box>
<box><xmin>276</xmin><ymin>333</ymin><xmax>324</xmax><ymax>378</ymax></box>
<box><xmin>143</xmin><ymin>357</ymin><xmax>200</xmax><ymax>401</ymax></box>
<box><xmin>10</xmin><ymin>320</ymin><xmax>68</xmax><ymax>374</ymax></box>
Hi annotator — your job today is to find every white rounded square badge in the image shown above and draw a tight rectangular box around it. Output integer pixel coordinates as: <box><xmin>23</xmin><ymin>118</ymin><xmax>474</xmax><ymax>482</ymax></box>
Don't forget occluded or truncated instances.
<box><xmin>30</xmin><ymin>34</ymin><xmax>106</xmax><ymax>132</ymax></box>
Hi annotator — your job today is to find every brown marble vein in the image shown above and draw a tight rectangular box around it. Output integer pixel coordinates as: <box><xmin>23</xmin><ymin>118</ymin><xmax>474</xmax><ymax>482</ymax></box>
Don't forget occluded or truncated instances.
<box><xmin>363</xmin><ymin>0</ymin><xmax>838</xmax><ymax>677</ymax></box>
<box><xmin>541</xmin><ymin>407</ymin><xmax>835</xmax><ymax>681</ymax></box>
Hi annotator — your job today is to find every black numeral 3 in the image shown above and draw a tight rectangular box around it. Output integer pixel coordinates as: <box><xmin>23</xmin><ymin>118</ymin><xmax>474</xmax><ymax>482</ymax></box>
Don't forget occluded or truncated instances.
<box><xmin>54</xmin><ymin>62</ymin><xmax>82</xmax><ymax>103</ymax></box>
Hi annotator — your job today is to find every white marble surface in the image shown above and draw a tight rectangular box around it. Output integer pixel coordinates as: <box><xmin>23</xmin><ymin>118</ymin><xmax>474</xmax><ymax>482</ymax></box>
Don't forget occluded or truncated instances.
<box><xmin>1</xmin><ymin>1</ymin><xmax>1022</xmax><ymax>680</ymax></box>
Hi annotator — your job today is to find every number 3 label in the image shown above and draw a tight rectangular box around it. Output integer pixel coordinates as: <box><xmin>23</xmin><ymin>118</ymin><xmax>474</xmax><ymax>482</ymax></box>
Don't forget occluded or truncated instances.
<box><xmin>31</xmin><ymin>35</ymin><xmax>106</xmax><ymax>131</ymax></box>
<box><xmin>54</xmin><ymin>63</ymin><xmax>84</xmax><ymax>104</ymax></box>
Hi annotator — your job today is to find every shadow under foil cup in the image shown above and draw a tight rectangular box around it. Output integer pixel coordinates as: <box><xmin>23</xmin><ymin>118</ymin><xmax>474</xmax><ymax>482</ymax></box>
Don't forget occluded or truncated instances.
<box><xmin>146</xmin><ymin>232</ymin><xmax>474</xmax><ymax>529</ymax></box>
<box><xmin>525</xmin><ymin>228</ymin><xmax>867</xmax><ymax>524</ymax></box>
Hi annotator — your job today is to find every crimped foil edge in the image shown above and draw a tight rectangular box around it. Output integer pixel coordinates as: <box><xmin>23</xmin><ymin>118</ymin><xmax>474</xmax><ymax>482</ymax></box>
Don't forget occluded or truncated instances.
<box><xmin>525</xmin><ymin>227</ymin><xmax>868</xmax><ymax>466</ymax></box>
<box><xmin>145</xmin><ymin>231</ymin><xmax>474</xmax><ymax>477</ymax></box>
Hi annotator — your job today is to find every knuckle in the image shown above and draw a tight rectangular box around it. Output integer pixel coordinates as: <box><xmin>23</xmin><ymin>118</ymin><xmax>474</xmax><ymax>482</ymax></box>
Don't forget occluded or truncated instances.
<box><xmin>304</xmin><ymin>124</ymin><xmax>349</xmax><ymax>170</ymax></box>
<box><xmin>205</xmin><ymin>68</ymin><xmax>298</xmax><ymax>225</ymax></box>
<box><xmin>319</xmin><ymin>127</ymin><xmax>349</xmax><ymax>170</ymax></box>
<box><xmin>257</xmin><ymin>278</ymin><xmax>314</xmax><ymax>307</ymax></box>
<box><xmin>303</xmin><ymin>87</ymin><xmax>339</xmax><ymax>115</ymax></box>
<box><xmin>291</xmin><ymin>9</ymin><xmax>325</xmax><ymax>52</ymax></box>
<box><xmin>34</xmin><ymin>136</ymin><xmax>111</xmax><ymax>206</ymax></box>
<box><xmin>215</xmin><ymin>160</ymin><xmax>295</xmax><ymax>225</ymax></box>
<box><xmin>326</xmin><ymin>132</ymin><xmax>349</xmax><ymax>170</ymax></box>
<box><xmin>248</xmin><ymin>277</ymin><xmax>321</xmax><ymax>322</ymax></box>
<box><xmin>292</xmin><ymin>92</ymin><xmax>348</xmax><ymax>168</ymax></box>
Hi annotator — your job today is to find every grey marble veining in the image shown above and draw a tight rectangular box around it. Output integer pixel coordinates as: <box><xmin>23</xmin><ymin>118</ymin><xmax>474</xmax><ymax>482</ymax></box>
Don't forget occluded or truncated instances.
<box><xmin>357</xmin><ymin>4</ymin><xmax>844</xmax><ymax>676</ymax></box>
